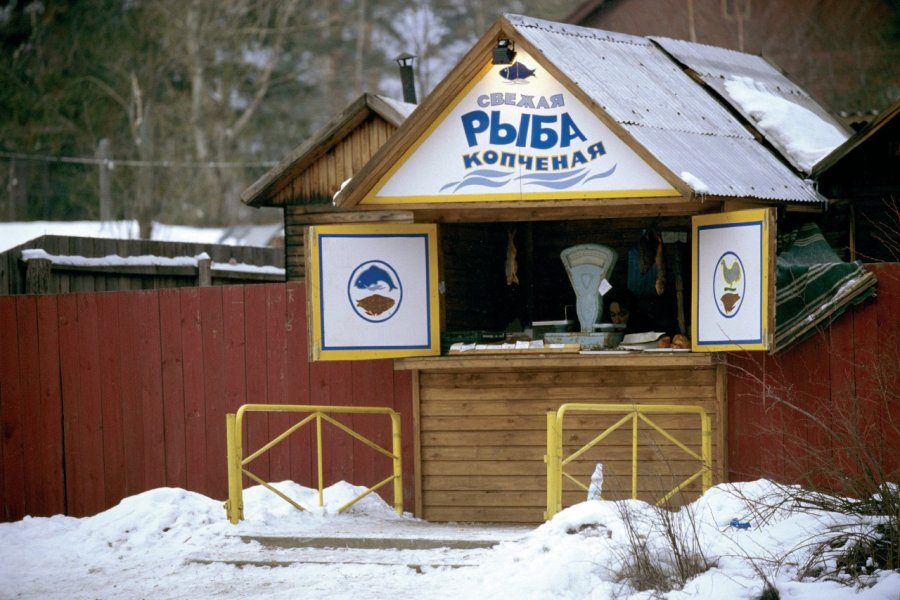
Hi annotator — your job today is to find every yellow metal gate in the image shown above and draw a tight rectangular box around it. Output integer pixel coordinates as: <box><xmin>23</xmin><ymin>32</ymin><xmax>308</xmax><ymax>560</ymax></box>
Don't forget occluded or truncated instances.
<box><xmin>545</xmin><ymin>403</ymin><xmax>712</xmax><ymax>519</ymax></box>
<box><xmin>225</xmin><ymin>404</ymin><xmax>403</xmax><ymax>523</ymax></box>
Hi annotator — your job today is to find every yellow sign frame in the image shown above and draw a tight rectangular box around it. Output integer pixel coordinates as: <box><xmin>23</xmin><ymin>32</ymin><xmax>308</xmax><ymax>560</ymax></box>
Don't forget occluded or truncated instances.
<box><xmin>691</xmin><ymin>208</ymin><xmax>775</xmax><ymax>352</ymax></box>
<box><xmin>306</xmin><ymin>223</ymin><xmax>440</xmax><ymax>361</ymax></box>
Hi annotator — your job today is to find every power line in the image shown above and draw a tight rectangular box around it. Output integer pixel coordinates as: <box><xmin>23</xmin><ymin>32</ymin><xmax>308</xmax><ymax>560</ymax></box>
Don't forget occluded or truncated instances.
<box><xmin>0</xmin><ymin>150</ymin><xmax>278</xmax><ymax>169</ymax></box>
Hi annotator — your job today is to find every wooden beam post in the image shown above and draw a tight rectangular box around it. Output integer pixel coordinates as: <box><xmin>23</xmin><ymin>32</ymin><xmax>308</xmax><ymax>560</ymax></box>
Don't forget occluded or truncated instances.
<box><xmin>197</xmin><ymin>256</ymin><xmax>212</xmax><ymax>287</ymax></box>
<box><xmin>25</xmin><ymin>258</ymin><xmax>53</xmax><ymax>294</ymax></box>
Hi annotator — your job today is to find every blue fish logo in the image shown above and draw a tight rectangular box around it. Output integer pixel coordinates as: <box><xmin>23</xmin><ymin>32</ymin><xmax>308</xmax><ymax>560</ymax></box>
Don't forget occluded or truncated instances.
<box><xmin>499</xmin><ymin>62</ymin><xmax>536</xmax><ymax>81</ymax></box>
<box><xmin>354</xmin><ymin>265</ymin><xmax>397</xmax><ymax>291</ymax></box>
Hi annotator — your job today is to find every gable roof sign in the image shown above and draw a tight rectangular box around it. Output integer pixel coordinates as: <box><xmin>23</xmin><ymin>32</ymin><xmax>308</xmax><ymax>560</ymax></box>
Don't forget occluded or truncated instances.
<box><xmin>364</xmin><ymin>46</ymin><xmax>678</xmax><ymax>204</ymax></box>
<box><xmin>241</xmin><ymin>93</ymin><xmax>415</xmax><ymax>207</ymax></box>
<box><xmin>335</xmin><ymin>15</ymin><xmax>826</xmax><ymax>208</ymax></box>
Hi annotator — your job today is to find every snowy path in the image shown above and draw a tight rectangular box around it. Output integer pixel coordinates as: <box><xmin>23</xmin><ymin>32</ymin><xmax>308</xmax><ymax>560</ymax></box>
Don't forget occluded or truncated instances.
<box><xmin>188</xmin><ymin>521</ymin><xmax>532</xmax><ymax>570</ymax></box>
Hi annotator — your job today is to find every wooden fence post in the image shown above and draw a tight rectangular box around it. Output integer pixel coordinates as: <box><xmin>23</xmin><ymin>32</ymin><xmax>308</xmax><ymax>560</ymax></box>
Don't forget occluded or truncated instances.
<box><xmin>197</xmin><ymin>256</ymin><xmax>212</xmax><ymax>286</ymax></box>
<box><xmin>25</xmin><ymin>258</ymin><xmax>53</xmax><ymax>294</ymax></box>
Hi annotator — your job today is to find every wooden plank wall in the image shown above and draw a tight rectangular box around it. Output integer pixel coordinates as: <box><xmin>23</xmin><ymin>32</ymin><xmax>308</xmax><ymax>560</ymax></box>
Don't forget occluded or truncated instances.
<box><xmin>415</xmin><ymin>357</ymin><xmax>724</xmax><ymax>524</ymax></box>
<box><xmin>0</xmin><ymin>282</ymin><xmax>414</xmax><ymax>521</ymax></box>
<box><xmin>727</xmin><ymin>263</ymin><xmax>899</xmax><ymax>487</ymax></box>
<box><xmin>0</xmin><ymin>235</ymin><xmax>285</xmax><ymax>295</ymax></box>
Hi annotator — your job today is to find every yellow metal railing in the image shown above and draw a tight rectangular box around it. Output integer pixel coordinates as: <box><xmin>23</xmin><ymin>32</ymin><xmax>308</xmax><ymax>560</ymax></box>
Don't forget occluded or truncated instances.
<box><xmin>225</xmin><ymin>404</ymin><xmax>402</xmax><ymax>524</ymax></box>
<box><xmin>545</xmin><ymin>403</ymin><xmax>712</xmax><ymax>519</ymax></box>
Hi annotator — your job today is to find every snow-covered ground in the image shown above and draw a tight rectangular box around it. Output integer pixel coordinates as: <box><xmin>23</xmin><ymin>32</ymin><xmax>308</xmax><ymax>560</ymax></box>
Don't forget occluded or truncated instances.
<box><xmin>1</xmin><ymin>480</ymin><xmax>896</xmax><ymax>599</ymax></box>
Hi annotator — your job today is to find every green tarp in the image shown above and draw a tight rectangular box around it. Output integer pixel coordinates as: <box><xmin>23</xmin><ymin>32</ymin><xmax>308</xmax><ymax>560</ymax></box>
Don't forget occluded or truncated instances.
<box><xmin>774</xmin><ymin>222</ymin><xmax>877</xmax><ymax>352</ymax></box>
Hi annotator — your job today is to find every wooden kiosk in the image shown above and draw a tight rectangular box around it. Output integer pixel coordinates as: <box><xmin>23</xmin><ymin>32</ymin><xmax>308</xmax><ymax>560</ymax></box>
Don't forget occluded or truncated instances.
<box><xmin>243</xmin><ymin>15</ymin><xmax>850</xmax><ymax>523</ymax></box>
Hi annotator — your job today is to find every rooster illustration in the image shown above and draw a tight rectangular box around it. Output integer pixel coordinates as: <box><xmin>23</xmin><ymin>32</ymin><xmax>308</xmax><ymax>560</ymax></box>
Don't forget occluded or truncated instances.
<box><xmin>720</xmin><ymin>258</ymin><xmax>742</xmax><ymax>291</ymax></box>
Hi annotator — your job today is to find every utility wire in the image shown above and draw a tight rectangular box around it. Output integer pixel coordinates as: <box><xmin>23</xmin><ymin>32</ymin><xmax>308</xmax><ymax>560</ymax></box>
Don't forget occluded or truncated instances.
<box><xmin>0</xmin><ymin>150</ymin><xmax>278</xmax><ymax>169</ymax></box>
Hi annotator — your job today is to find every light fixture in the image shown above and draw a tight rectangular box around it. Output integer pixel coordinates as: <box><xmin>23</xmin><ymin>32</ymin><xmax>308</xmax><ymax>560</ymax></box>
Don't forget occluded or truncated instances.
<box><xmin>492</xmin><ymin>39</ymin><xmax>516</xmax><ymax>65</ymax></box>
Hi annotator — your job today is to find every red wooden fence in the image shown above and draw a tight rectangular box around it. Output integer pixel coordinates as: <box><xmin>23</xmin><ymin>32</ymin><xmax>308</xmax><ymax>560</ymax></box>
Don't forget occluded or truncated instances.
<box><xmin>727</xmin><ymin>263</ymin><xmax>899</xmax><ymax>488</ymax></box>
<box><xmin>0</xmin><ymin>282</ymin><xmax>413</xmax><ymax>521</ymax></box>
<box><xmin>2</xmin><ymin>267</ymin><xmax>897</xmax><ymax>522</ymax></box>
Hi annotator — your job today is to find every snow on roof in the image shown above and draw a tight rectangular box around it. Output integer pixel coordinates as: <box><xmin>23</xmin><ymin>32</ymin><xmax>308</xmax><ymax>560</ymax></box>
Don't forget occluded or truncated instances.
<box><xmin>373</xmin><ymin>94</ymin><xmax>417</xmax><ymax>120</ymax></box>
<box><xmin>502</xmin><ymin>14</ymin><xmax>829</xmax><ymax>202</ymax></box>
<box><xmin>0</xmin><ymin>220</ymin><xmax>139</xmax><ymax>254</ymax></box>
<box><xmin>723</xmin><ymin>76</ymin><xmax>848</xmax><ymax>172</ymax></box>
<box><xmin>0</xmin><ymin>221</ymin><xmax>283</xmax><ymax>254</ymax></box>
<box><xmin>651</xmin><ymin>36</ymin><xmax>850</xmax><ymax>175</ymax></box>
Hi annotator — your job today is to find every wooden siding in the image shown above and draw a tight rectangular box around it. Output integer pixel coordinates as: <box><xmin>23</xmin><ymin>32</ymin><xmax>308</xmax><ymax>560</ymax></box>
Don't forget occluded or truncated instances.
<box><xmin>272</xmin><ymin>108</ymin><xmax>406</xmax><ymax>283</ymax></box>
<box><xmin>0</xmin><ymin>282</ymin><xmax>414</xmax><ymax>521</ymax></box>
<box><xmin>1</xmin><ymin>235</ymin><xmax>284</xmax><ymax>295</ymax></box>
<box><xmin>274</xmin><ymin>116</ymin><xmax>398</xmax><ymax>206</ymax></box>
<box><xmin>400</xmin><ymin>354</ymin><xmax>725</xmax><ymax>524</ymax></box>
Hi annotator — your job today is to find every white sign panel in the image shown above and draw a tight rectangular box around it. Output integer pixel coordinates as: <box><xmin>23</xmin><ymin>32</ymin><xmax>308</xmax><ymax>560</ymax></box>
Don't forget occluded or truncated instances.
<box><xmin>365</xmin><ymin>50</ymin><xmax>677</xmax><ymax>204</ymax></box>
<box><xmin>692</xmin><ymin>209</ymin><xmax>774</xmax><ymax>351</ymax></box>
<box><xmin>307</xmin><ymin>224</ymin><xmax>440</xmax><ymax>360</ymax></box>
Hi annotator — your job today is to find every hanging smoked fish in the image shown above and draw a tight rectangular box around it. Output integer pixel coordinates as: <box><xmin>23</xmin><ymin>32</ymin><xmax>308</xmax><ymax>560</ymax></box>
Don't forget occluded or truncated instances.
<box><xmin>505</xmin><ymin>226</ymin><xmax>519</xmax><ymax>286</ymax></box>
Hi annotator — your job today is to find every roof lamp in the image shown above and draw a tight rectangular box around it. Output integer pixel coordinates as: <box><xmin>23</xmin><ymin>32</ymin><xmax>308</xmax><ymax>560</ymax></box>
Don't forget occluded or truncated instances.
<box><xmin>492</xmin><ymin>39</ymin><xmax>516</xmax><ymax>65</ymax></box>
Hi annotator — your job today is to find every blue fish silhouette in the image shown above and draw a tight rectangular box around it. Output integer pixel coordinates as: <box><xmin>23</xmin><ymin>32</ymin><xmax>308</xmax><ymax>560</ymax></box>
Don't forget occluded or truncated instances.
<box><xmin>499</xmin><ymin>62</ymin><xmax>536</xmax><ymax>81</ymax></box>
<box><xmin>354</xmin><ymin>265</ymin><xmax>397</xmax><ymax>291</ymax></box>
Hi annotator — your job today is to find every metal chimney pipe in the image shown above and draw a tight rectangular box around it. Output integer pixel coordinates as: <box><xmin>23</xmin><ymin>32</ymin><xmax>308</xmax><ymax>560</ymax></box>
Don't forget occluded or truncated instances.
<box><xmin>394</xmin><ymin>53</ymin><xmax>417</xmax><ymax>104</ymax></box>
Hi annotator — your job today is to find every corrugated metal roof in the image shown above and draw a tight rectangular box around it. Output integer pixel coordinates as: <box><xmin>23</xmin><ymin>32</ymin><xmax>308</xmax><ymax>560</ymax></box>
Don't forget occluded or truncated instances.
<box><xmin>652</xmin><ymin>36</ymin><xmax>850</xmax><ymax>174</ymax></box>
<box><xmin>506</xmin><ymin>14</ymin><xmax>825</xmax><ymax>203</ymax></box>
<box><xmin>625</xmin><ymin>127</ymin><xmax>822</xmax><ymax>202</ymax></box>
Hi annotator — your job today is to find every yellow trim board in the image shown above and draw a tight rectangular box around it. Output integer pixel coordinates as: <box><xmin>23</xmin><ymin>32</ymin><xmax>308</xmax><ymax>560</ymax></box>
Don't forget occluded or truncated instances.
<box><xmin>365</xmin><ymin>188</ymin><xmax>681</xmax><ymax>204</ymax></box>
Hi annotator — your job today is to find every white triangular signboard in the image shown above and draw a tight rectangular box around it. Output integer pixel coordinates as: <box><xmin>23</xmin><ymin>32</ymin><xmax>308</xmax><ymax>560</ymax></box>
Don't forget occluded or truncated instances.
<box><xmin>364</xmin><ymin>50</ymin><xmax>677</xmax><ymax>204</ymax></box>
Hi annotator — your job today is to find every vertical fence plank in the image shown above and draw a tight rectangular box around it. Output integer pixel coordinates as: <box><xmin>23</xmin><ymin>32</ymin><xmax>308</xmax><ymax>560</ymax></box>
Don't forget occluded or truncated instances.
<box><xmin>116</xmin><ymin>292</ymin><xmax>146</xmax><ymax>497</ymax></box>
<box><xmin>309</xmin><ymin>361</ymin><xmax>353</xmax><ymax>486</ymax></box>
<box><xmin>0</xmin><ymin>296</ymin><xmax>25</xmax><ymax>520</ymax></box>
<box><xmin>95</xmin><ymin>293</ymin><xmax>126</xmax><ymax>507</ymax></box>
<box><xmin>137</xmin><ymin>291</ymin><xmax>166</xmax><ymax>491</ymax></box>
<box><xmin>15</xmin><ymin>297</ymin><xmax>43</xmax><ymax>515</ymax></box>
<box><xmin>726</xmin><ymin>351</ymin><xmax>765</xmax><ymax>481</ymax></box>
<box><xmin>265</xmin><ymin>284</ymin><xmax>291</xmax><ymax>482</ymax></box>
<box><xmin>828</xmin><ymin>300</ymin><xmax>857</xmax><ymax>484</ymax></box>
<box><xmin>351</xmin><ymin>360</ymin><xmax>390</xmax><ymax>495</ymax></box>
<box><xmin>872</xmin><ymin>265</ymin><xmax>900</xmax><ymax>477</ymax></box>
<box><xmin>243</xmin><ymin>285</ymin><xmax>270</xmax><ymax>484</ymax></box>
<box><xmin>795</xmin><ymin>329</ymin><xmax>834</xmax><ymax>486</ymax></box>
<box><xmin>198</xmin><ymin>287</ymin><xmax>227</xmax><ymax>499</ymax></box>
<box><xmin>222</xmin><ymin>284</ymin><xmax>248</xmax><ymax>492</ymax></box>
<box><xmin>59</xmin><ymin>294</ymin><xmax>106</xmax><ymax>516</ymax></box>
<box><xmin>850</xmin><ymin>280</ymin><xmax>886</xmax><ymax>484</ymax></box>
<box><xmin>159</xmin><ymin>288</ymin><xmax>187</xmax><ymax>489</ymax></box>
<box><xmin>285</xmin><ymin>282</ymin><xmax>313</xmax><ymax>486</ymax></box>
<box><xmin>35</xmin><ymin>295</ymin><xmax>65</xmax><ymax>515</ymax></box>
<box><xmin>179</xmin><ymin>288</ymin><xmax>208</xmax><ymax>494</ymax></box>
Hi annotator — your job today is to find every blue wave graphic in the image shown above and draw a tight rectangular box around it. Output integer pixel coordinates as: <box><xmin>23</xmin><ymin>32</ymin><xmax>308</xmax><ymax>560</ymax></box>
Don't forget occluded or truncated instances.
<box><xmin>454</xmin><ymin>176</ymin><xmax>513</xmax><ymax>190</ymax></box>
<box><xmin>522</xmin><ymin>173</ymin><xmax>589</xmax><ymax>190</ymax></box>
<box><xmin>517</xmin><ymin>168</ymin><xmax>587</xmax><ymax>182</ymax></box>
<box><xmin>467</xmin><ymin>169</ymin><xmax>514</xmax><ymax>178</ymax></box>
<box><xmin>583</xmin><ymin>164</ymin><xmax>617</xmax><ymax>182</ymax></box>
<box><xmin>440</xmin><ymin>169</ymin><xmax>513</xmax><ymax>192</ymax></box>
<box><xmin>440</xmin><ymin>164</ymin><xmax>618</xmax><ymax>192</ymax></box>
